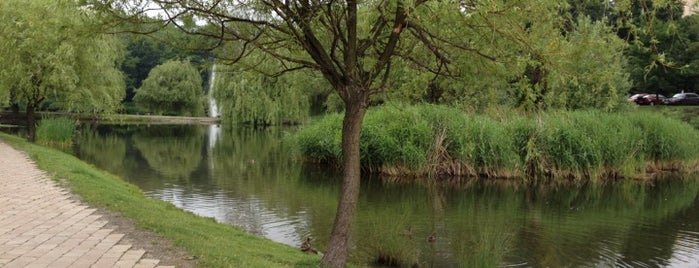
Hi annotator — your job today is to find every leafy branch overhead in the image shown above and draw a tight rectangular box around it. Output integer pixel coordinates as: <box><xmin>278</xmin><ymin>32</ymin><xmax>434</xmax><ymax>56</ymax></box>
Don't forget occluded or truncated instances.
<box><xmin>95</xmin><ymin>0</ymin><xmax>509</xmax><ymax>93</ymax></box>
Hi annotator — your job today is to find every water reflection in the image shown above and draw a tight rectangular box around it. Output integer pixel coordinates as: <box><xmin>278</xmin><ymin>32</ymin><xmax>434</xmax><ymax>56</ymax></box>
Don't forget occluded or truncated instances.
<box><xmin>70</xmin><ymin>124</ymin><xmax>699</xmax><ymax>267</ymax></box>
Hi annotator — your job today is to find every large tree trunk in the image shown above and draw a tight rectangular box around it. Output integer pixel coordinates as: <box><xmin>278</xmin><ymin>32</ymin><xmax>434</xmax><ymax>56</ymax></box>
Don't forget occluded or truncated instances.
<box><xmin>320</xmin><ymin>91</ymin><xmax>368</xmax><ymax>267</ymax></box>
<box><xmin>26</xmin><ymin>102</ymin><xmax>37</xmax><ymax>142</ymax></box>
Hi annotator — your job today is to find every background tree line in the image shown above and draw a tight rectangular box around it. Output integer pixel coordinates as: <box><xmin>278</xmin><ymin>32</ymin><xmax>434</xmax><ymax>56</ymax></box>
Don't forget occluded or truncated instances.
<box><xmin>116</xmin><ymin>0</ymin><xmax>699</xmax><ymax>119</ymax></box>
<box><xmin>3</xmin><ymin>0</ymin><xmax>698</xmax><ymax>125</ymax></box>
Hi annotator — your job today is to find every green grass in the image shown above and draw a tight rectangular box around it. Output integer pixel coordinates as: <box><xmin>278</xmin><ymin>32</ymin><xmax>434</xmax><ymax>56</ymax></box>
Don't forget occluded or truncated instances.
<box><xmin>294</xmin><ymin>105</ymin><xmax>699</xmax><ymax>182</ymax></box>
<box><xmin>0</xmin><ymin>133</ymin><xmax>320</xmax><ymax>268</ymax></box>
<box><xmin>36</xmin><ymin>117</ymin><xmax>75</xmax><ymax>147</ymax></box>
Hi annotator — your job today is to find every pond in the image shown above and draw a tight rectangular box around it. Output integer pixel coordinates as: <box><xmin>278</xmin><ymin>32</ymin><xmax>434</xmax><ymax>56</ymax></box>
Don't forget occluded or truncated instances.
<box><xmin>69</xmin><ymin>123</ymin><xmax>699</xmax><ymax>267</ymax></box>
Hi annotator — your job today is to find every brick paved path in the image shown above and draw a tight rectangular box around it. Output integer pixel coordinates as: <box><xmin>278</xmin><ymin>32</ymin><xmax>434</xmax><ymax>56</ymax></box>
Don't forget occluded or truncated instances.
<box><xmin>0</xmin><ymin>141</ymin><xmax>173</xmax><ymax>268</ymax></box>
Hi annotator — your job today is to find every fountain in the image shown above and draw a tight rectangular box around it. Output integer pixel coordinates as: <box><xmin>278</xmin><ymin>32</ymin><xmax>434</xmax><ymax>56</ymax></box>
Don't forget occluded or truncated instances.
<box><xmin>207</xmin><ymin>63</ymin><xmax>221</xmax><ymax>149</ymax></box>
<box><xmin>208</xmin><ymin>63</ymin><xmax>220</xmax><ymax>118</ymax></box>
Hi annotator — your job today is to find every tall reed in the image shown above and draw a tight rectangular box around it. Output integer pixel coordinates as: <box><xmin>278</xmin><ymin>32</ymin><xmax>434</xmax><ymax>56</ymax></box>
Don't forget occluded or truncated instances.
<box><xmin>294</xmin><ymin>105</ymin><xmax>699</xmax><ymax>182</ymax></box>
<box><xmin>36</xmin><ymin>117</ymin><xmax>76</xmax><ymax>147</ymax></box>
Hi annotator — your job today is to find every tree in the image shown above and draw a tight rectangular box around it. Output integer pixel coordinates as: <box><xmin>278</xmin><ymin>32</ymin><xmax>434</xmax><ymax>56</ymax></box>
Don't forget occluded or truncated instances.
<box><xmin>121</xmin><ymin>35</ymin><xmax>177</xmax><ymax>103</ymax></box>
<box><xmin>566</xmin><ymin>0</ymin><xmax>687</xmax><ymax>96</ymax></box>
<box><xmin>618</xmin><ymin>0</ymin><xmax>687</xmax><ymax>95</ymax></box>
<box><xmin>213</xmin><ymin>54</ymin><xmax>313</xmax><ymax>126</ymax></box>
<box><xmin>0</xmin><ymin>0</ymin><xmax>125</xmax><ymax>141</ymax></box>
<box><xmin>678</xmin><ymin>14</ymin><xmax>699</xmax><ymax>91</ymax></box>
<box><xmin>89</xmin><ymin>0</ymin><xmax>668</xmax><ymax>266</ymax></box>
<box><xmin>119</xmin><ymin>29</ymin><xmax>212</xmax><ymax>107</ymax></box>
<box><xmin>134</xmin><ymin>59</ymin><xmax>205</xmax><ymax>116</ymax></box>
<box><xmin>375</xmin><ymin>4</ymin><xmax>630</xmax><ymax>112</ymax></box>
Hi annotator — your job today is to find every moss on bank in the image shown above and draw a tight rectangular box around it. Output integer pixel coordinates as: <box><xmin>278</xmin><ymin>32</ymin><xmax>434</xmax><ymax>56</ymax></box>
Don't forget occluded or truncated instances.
<box><xmin>294</xmin><ymin>105</ymin><xmax>699</xmax><ymax>182</ymax></box>
<box><xmin>0</xmin><ymin>133</ymin><xmax>320</xmax><ymax>268</ymax></box>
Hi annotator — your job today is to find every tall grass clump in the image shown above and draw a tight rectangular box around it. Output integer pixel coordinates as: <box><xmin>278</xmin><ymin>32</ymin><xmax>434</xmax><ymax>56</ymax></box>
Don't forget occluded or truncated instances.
<box><xmin>532</xmin><ymin>111</ymin><xmax>645</xmax><ymax>181</ymax></box>
<box><xmin>541</xmin><ymin>112</ymin><xmax>602</xmax><ymax>177</ymax></box>
<box><xmin>294</xmin><ymin>113</ymin><xmax>343</xmax><ymax>165</ymax></box>
<box><xmin>295</xmin><ymin>104</ymin><xmax>522</xmax><ymax>177</ymax></box>
<box><xmin>625</xmin><ymin>111</ymin><xmax>699</xmax><ymax>172</ymax></box>
<box><xmin>588</xmin><ymin>112</ymin><xmax>646</xmax><ymax>177</ymax></box>
<box><xmin>461</xmin><ymin>115</ymin><xmax>519</xmax><ymax>177</ymax></box>
<box><xmin>508</xmin><ymin>116</ymin><xmax>544</xmax><ymax>179</ymax></box>
<box><xmin>295</xmin><ymin>105</ymin><xmax>699</xmax><ymax>182</ymax></box>
<box><xmin>36</xmin><ymin>117</ymin><xmax>76</xmax><ymax>147</ymax></box>
<box><xmin>360</xmin><ymin>105</ymin><xmax>432</xmax><ymax>173</ymax></box>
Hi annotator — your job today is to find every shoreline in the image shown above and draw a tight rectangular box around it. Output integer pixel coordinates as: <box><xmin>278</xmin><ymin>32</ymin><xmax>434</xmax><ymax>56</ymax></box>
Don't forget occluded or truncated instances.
<box><xmin>0</xmin><ymin>111</ymin><xmax>221</xmax><ymax>125</ymax></box>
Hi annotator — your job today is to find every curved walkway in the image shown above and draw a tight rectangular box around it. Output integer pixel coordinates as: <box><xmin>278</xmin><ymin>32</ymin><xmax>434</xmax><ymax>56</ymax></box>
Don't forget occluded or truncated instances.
<box><xmin>0</xmin><ymin>141</ymin><xmax>173</xmax><ymax>268</ymax></box>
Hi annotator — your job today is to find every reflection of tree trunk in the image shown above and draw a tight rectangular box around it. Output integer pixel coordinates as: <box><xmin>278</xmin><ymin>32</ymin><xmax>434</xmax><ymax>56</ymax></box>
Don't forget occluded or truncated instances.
<box><xmin>320</xmin><ymin>91</ymin><xmax>368</xmax><ymax>267</ymax></box>
<box><xmin>426</xmin><ymin>180</ymin><xmax>454</xmax><ymax>267</ymax></box>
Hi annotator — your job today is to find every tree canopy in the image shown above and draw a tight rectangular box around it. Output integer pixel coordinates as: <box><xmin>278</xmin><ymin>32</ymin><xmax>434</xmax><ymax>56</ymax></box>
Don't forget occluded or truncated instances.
<box><xmin>119</xmin><ymin>31</ymin><xmax>211</xmax><ymax>108</ymax></box>
<box><xmin>134</xmin><ymin>59</ymin><xmax>205</xmax><ymax>116</ymax></box>
<box><xmin>213</xmin><ymin>54</ymin><xmax>312</xmax><ymax>126</ymax></box>
<box><xmin>0</xmin><ymin>0</ymin><xmax>125</xmax><ymax>140</ymax></box>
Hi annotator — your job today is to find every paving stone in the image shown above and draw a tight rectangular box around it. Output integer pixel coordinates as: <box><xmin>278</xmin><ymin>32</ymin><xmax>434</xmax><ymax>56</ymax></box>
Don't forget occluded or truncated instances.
<box><xmin>0</xmin><ymin>141</ymin><xmax>173</xmax><ymax>268</ymax></box>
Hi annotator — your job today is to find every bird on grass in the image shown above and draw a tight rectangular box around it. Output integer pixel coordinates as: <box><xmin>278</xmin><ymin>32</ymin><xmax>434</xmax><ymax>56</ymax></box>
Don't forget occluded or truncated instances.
<box><xmin>427</xmin><ymin>232</ymin><xmax>437</xmax><ymax>243</ymax></box>
<box><xmin>300</xmin><ymin>237</ymin><xmax>319</xmax><ymax>254</ymax></box>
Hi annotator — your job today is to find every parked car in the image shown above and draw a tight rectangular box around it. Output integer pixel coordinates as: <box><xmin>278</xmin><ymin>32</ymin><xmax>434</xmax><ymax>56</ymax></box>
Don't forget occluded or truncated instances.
<box><xmin>628</xmin><ymin>93</ymin><xmax>648</xmax><ymax>104</ymax></box>
<box><xmin>636</xmin><ymin>94</ymin><xmax>666</xmax><ymax>105</ymax></box>
<box><xmin>665</xmin><ymin>92</ymin><xmax>699</xmax><ymax>105</ymax></box>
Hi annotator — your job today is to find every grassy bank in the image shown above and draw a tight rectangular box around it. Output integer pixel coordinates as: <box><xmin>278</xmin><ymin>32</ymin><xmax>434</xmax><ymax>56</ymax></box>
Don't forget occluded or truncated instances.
<box><xmin>294</xmin><ymin>105</ymin><xmax>699</xmax><ymax>182</ymax></box>
<box><xmin>0</xmin><ymin>133</ymin><xmax>319</xmax><ymax>268</ymax></box>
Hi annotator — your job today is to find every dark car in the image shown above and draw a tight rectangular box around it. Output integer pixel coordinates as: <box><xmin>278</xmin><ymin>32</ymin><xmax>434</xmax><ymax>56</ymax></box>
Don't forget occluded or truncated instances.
<box><xmin>636</xmin><ymin>94</ymin><xmax>666</xmax><ymax>105</ymax></box>
<box><xmin>665</xmin><ymin>92</ymin><xmax>699</xmax><ymax>105</ymax></box>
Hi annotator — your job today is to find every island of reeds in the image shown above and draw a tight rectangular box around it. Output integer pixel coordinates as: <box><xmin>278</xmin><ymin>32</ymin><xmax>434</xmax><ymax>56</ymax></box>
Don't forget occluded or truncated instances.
<box><xmin>294</xmin><ymin>105</ymin><xmax>699</xmax><ymax>183</ymax></box>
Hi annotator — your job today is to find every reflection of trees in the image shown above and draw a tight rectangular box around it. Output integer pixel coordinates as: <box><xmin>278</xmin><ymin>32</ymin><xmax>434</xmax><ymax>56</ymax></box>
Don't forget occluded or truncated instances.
<box><xmin>349</xmin><ymin>178</ymin><xmax>699</xmax><ymax>267</ymax></box>
<box><xmin>72</xmin><ymin>124</ymin><xmax>699</xmax><ymax>267</ymax></box>
<box><xmin>132</xmin><ymin>125</ymin><xmax>204</xmax><ymax>180</ymax></box>
<box><xmin>618</xmin><ymin>178</ymin><xmax>699</xmax><ymax>266</ymax></box>
<box><xmin>210</xmin><ymin>127</ymin><xmax>339</xmax><ymax>243</ymax></box>
<box><xmin>75</xmin><ymin>127</ymin><xmax>127</xmax><ymax>175</ymax></box>
<box><xmin>446</xmin><ymin>184</ymin><xmax>518</xmax><ymax>267</ymax></box>
<box><xmin>508</xmin><ymin>178</ymin><xmax>699</xmax><ymax>267</ymax></box>
<box><xmin>212</xmin><ymin>127</ymin><xmax>298</xmax><ymax>185</ymax></box>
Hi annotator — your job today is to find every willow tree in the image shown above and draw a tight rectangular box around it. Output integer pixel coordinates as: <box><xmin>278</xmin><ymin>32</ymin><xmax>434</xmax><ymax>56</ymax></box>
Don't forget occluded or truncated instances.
<box><xmin>213</xmin><ymin>55</ymin><xmax>313</xmax><ymax>126</ymax></box>
<box><xmin>135</xmin><ymin>59</ymin><xmax>205</xmax><ymax>116</ymax></box>
<box><xmin>0</xmin><ymin>0</ymin><xmax>125</xmax><ymax>141</ymax></box>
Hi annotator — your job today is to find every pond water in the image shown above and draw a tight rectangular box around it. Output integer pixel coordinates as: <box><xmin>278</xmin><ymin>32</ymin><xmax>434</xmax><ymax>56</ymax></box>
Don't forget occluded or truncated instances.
<box><xmin>69</xmin><ymin>123</ymin><xmax>699</xmax><ymax>267</ymax></box>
